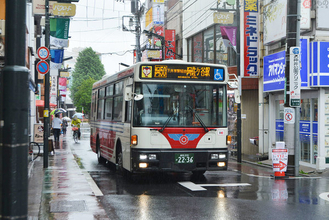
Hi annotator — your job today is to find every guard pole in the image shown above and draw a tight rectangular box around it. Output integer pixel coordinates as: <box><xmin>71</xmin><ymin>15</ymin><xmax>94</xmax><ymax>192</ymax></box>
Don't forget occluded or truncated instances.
<box><xmin>0</xmin><ymin>0</ymin><xmax>29</xmax><ymax>218</ymax></box>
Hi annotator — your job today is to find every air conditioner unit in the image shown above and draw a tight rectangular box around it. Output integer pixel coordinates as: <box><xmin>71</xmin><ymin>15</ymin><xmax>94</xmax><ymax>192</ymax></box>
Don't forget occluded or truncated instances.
<box><xmin>0</xmin><ymin>20</ymin><xmax>5</xmax><ymax>36</ymax></box>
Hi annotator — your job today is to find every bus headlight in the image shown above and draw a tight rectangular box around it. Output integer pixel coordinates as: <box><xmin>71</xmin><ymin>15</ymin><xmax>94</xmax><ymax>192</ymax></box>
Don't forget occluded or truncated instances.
<box><xmin>219</xmin><ymin>154</ymin><xmax>226</xmax><ymax>159</ymax></box>
<box><xmin>211</xmin><ymin>154</ymin><xmax>219</xmax><ymax>159</ymax></box>
<box><xmin>217</xmin><ymin>162</ymin><xmax>226</xmax><ymax>167</ymax></box>
<box><xmin>139</xmin><ymin>154</ymin><xmax>147</xmax><ymax>160</ymax></box>
<box><xmin>131</xmin><ymin>135</ymin><xmax>138</xmax><ymax>145</ymax></box>
<box><xmin>148</xmin><ymin>154</ymin><xmax>157</xmax><ymax>160</ymax></box>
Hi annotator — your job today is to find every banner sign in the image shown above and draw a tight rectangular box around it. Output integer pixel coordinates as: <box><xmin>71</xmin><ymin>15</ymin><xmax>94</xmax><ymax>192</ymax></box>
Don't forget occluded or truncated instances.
<box><xmin>165</xmin><ymin>29</ymin><xmax>176</xmax><ymax>60</ymax></box>
<box><xmin>59</xmin><ymin>77</ymin><xmax>67</xmax><ymax>97</ymax></box>
<box><xmin>220</xmin><ymin>26</ymin><xmax>237</xmax><ymax>51</ymax></box>
<box><xmin>50</xmin><ymin>49</ymin><xmax>64</xmax><ymax>69</ymax></box>
<box><xmin>50</xmin><ymin>18</ymin><xmax>70</xmax><ymax>47</ymax></box>
<box><xmin>243</xmin><ymin>0</ymin><xmax>259</xmax><ymax>77</ymax></box>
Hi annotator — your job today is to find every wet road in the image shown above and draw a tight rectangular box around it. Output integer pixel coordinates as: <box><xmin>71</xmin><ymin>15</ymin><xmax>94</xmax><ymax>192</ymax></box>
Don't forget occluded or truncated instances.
<box><xmin>63</xmin><ymin>124</ymin><xmax>329</xmax><ymax>219</ymax></box>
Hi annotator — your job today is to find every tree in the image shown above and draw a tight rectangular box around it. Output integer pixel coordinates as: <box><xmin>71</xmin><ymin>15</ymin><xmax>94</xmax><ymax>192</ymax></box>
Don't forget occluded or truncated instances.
<box><xmin>74</xmin><ymin>77</ymin><xmax>96</xmax><ymax>115</ymax></box>
<box><xmin>70</xmin><ymin>47</ymin><xmax>106</xmax><ymax>115</ymax></box>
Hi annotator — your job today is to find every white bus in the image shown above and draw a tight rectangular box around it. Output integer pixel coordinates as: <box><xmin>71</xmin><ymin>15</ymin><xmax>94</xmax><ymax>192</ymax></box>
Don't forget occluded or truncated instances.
<box><xmin>90</xmin><ymin>60</ymin><xmax>231</xmax><ymax>176</ymax></box>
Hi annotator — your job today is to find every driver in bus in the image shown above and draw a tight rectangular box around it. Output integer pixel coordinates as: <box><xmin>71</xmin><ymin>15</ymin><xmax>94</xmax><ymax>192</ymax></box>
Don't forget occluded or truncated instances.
<box><xmin>71</xmin><ymin>116</ymin><xmax>81</xmax><ymax>140</ymax></box>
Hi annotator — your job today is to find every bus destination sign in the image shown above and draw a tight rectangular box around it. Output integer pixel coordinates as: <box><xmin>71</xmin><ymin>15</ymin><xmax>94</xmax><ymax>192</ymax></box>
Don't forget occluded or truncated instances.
<box><xmin>140</xmin><ymin>65</ymin><xmax>225</xmax><ymax>81</ymax></box>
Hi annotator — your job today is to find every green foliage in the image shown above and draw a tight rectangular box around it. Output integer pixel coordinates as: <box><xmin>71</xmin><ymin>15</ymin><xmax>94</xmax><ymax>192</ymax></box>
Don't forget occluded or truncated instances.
<box><xmin>74</xmin><ymin>77</ymin><xmax>96</xmax><ymax>115</ymax></box>
<box><xmin>70</xmin><ymin>47</ymin><xmax>106</xmax><ymax>114</ymax></box>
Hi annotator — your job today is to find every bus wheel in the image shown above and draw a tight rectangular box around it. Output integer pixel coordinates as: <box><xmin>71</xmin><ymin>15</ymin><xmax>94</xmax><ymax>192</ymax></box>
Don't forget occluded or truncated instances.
<box><xmin>116</xmin><ymin>145</ymin><xmax>124</xmax><ymax>174</ymax></box>
<box><xmin>97</xmin><ymin>139</ymin><xmax>106</xmax><ymax>164</ymax></box>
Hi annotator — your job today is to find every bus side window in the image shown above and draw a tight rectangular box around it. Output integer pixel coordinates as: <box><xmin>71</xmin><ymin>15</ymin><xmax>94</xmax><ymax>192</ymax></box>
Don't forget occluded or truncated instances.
<box><xmin>125</xmin><ymin>101</ymin><xmax>132</xmax><ymax>122</ymax></box>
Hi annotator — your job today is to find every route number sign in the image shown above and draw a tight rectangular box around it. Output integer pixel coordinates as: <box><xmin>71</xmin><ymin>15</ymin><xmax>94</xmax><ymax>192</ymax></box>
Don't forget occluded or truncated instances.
<box><xmin>37</xmin><ymin>46</ymin><xmax>50</xmax><ymax>60</ymax></box>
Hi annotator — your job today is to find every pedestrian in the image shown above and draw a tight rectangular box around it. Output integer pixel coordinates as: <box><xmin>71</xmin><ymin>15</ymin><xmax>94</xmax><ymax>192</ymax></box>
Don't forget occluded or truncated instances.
<box><xmin>62</xmin><ymin>119</ymin><xmax>68</xmax><ymax>135</ymax></box>
<box><xmin>52</xmin><ymin>114</ymin><xmax>62</xmax><ymax>148</ymax></box>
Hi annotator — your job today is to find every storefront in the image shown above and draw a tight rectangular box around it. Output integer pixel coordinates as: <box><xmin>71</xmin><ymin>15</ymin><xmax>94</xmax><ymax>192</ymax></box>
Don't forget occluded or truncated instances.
<box><xmin>265</xmin><ymin>39</ymin><xmax>329</xmax><ymax>169</ymax></box>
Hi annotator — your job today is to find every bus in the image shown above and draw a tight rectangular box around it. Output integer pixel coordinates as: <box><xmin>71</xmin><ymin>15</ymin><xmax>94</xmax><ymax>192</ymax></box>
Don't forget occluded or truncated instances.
<box><xmin>90</xmin><ymin>60</ymin><xmax>231</xmax><ymax>176</ymax></box>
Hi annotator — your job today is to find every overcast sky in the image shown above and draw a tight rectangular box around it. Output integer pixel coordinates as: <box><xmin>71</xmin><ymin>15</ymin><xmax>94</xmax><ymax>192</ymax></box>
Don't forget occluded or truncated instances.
<box><xmin>66</xmin><ymin>0</ymin><xmax>136</xmax><ymax>75</ymax></box>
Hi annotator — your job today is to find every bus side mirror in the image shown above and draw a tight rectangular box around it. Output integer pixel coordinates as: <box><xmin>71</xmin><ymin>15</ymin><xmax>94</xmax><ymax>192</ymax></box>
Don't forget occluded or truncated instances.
<box><xmin>124</xmin><ymin>87</ymin><xmax>144</xmax><ymax>101</ymax></box>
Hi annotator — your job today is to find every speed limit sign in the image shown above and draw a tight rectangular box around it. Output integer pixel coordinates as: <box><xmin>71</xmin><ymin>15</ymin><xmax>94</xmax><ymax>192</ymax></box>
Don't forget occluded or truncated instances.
<box><xmin>37</xmin><ymin>46</ymin><xmax>50</xmax><ymax>60</ymax></box>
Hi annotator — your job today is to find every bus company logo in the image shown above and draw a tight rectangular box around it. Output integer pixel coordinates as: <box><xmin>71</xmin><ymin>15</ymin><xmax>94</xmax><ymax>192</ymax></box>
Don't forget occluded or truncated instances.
<box><xmin>142</xmin><ymin>66</ymin><xmax>152</xmax><ymax>78</ymax></box>
<box><xmin>168</xmin><ymin>134</ymin><xmax>199</xmax><ymax>145</ymax></box>
<box><xmin>214</xmin><ymin>69</ymin><xmax>223</xmax><ymax>81</ymax></box>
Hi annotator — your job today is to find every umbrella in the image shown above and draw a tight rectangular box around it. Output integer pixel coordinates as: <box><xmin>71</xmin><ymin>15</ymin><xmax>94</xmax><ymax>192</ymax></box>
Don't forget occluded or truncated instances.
<box><xmin>72</xmin><ymin>113</ymin><xmax>84</xmax><ymax>119</ymax></box>
<box><xmin>62</xmin><ymin>116</ymin><xmax>71</xmax><ymax>122</ymax></box>
<box><xmin>50</xmin><ymin>108</ymin><xmax>66</xmax><ymax>115</ymax></box>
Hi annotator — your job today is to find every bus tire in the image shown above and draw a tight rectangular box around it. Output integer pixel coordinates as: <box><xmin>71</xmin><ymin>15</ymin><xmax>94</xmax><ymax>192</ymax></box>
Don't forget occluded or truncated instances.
<box><xmin>97</xmin><ymin>138</ymin><xmax>106</xmax><ymax>164</ymax></box>
<box><xmin>116</xmin><ymin>143</ymin><xmax>124</xmax><ymax>174</ymax></box>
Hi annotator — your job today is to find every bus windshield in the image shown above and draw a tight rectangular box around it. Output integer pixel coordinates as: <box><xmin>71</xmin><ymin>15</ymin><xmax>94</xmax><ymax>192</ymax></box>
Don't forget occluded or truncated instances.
<box><xmin>133</xmin><ymin>82</ymin><xmax>227</xmax><ymax>127</ymax></box>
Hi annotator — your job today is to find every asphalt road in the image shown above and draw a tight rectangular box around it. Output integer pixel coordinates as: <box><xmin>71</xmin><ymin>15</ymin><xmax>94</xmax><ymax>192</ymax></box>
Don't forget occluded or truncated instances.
<box><xmin>69</xmin><ymin>124</ymin><xmax>329</xmax><ymax>220</ymax></box>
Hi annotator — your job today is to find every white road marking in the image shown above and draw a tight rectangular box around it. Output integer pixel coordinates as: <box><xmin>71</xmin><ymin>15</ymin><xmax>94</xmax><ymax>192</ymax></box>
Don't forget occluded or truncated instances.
<box><xmin>179</xmin><ymin>181</ymin><xmax>251</xmax><ymax>191</ymax></box>
<box><xmin>319</xmin><ymin>192</ymin><xmax>329</xmax><ymax>201</ymax></box>
<box><xmin>82</xmin><ymin>170</ymin><xmax>104</xmax><ymax>196</ymax></box>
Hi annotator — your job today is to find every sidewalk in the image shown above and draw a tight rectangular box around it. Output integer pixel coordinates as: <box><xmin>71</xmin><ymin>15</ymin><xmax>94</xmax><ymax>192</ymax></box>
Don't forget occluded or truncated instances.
<box><xmin>28</xmin><ymin>127</ymin><xmax>109</xmax><ymax>219</ymax></box>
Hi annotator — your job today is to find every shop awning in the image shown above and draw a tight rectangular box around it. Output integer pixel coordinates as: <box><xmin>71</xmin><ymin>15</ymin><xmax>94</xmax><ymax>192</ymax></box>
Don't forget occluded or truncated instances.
<box><xmin>36</xmin><ymin>100</ymin><xmax>57</xmax><ymax>107</ymax></box>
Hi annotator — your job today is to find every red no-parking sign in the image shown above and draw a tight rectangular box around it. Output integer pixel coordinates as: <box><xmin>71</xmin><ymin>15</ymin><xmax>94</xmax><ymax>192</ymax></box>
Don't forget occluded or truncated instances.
<box><xmin>36</xmin><ymin>60</ymin><xmax>49</xmax><ymax>75</ymax></box>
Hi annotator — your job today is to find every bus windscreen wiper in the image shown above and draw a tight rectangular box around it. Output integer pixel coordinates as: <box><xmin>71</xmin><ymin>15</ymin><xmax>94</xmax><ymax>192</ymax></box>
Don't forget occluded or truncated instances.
<box><xmin>188</xmin><ymin>106</ymin><xmax>209</xmax><ymax>133</ymax></box>
<box><xmin>159</xmin><ymin>112</ymin><xmax>174</xmax><ymax>133</ymax></box>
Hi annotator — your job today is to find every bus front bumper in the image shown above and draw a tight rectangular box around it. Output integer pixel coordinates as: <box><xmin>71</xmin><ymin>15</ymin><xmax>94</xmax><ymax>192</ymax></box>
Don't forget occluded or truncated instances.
<box><xmin>131</xmin><ymin>149</ymin><xmax>228</xmax><ymax>173</ymax></box>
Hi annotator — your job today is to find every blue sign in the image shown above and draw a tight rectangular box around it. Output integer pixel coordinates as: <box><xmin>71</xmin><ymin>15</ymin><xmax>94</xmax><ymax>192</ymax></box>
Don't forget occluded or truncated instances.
<box><xmin>319</xmin><ymin>42</ymin><xmax>329</xmax><ymax>86</ymax></box>
<box><xmin>263</xmin><ymin>51</ymin><xmax>285</xmax><ymax>92</ymax></box>
<box><xmin>214</xmin><ymin>69</ymin><xmax>224</xmax><ymax>81</ymax></box>
<box><xmin>300</xmin><ymin>39</ymin><xmax>308</xmax><ymax>87</ymax></box>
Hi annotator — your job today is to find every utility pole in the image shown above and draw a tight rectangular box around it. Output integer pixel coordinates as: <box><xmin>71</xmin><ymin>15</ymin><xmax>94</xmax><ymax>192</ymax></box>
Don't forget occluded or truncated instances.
<box><xmin>131</xmin><ymin>0</ymin><xmax>141</xmax><ymax>62</ymax></box>
<box><xmin>0</xmin><ymin>0</ymin><xmax>29</xmax><ymax>218</ymax></box>
<box><xmin>44</xmin><ymin>0</ymin><xmax>50</xmax><ymax>168</ymax></box>
<box><xmin>284</xmin><ymin>0</ymin><xmax>301</xmax><ymax>176</ymax></box>
<box><xmin>236</xmin><ymin>0</ymin><xmax>241</xmax><ymax>163</ymax></box>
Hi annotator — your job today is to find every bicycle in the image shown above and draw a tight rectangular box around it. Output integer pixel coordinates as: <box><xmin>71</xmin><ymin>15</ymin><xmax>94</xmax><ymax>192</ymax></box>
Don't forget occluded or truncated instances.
<box><xmin>72</xmin><ymin>126</ymin><xmax>79</xmax><ymax>143</ymax></box>
<box><xmin>29</xmin><ymin>142</ymin><xmax>41</xmax><ymax>161</ymax></box>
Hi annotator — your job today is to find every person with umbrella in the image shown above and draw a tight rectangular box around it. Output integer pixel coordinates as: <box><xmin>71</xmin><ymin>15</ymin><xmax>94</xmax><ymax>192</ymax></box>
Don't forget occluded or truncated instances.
<box><xmin>62</xmin><ymin>118</ymin><xmax>68</xmax><ymax>135</ymax></box>
<box><xmin>52</xmin><ymin>113</ymin><xmax>62</xmax><ymax>148</ymax></box>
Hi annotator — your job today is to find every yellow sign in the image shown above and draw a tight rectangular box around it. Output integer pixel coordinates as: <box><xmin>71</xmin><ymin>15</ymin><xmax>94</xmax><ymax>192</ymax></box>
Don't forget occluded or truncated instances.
<box><xmin>43</xmin><ymin>110</ymin><xmax>49</xmax><ymax>118</ymax></box>
<box><xmin>141</xmin><ymin>66</ymin><xmax>152</xmax><ymax>78</ymax></box>
<box><xmin>60</xmin><ymin>71</ymin><xmax>70</xmax><ymax>77</ymax></box>
<box><xmin>147</xmin><ymin>50</ymin><xmax>162</xmax><ymax>59</ymax></box>
<box><xmin>52</xmin><ymin>3</ymin><xmax>76</xmax><ymax>17</ymax></box>
<box><xmin>213</xmin><ymin>12</ymin><xmax>234</xmax><ymax>24</ymax></box>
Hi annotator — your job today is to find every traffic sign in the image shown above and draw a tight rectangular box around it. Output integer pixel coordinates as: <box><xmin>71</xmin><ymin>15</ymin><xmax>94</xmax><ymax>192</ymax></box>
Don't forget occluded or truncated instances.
<box><xmin>284</xmin><ymin>107</ymin><xmax>295</xmax><ymax>124</ymax></box>
<box><xmin>37</xmin><ymin>60</ymin><xmax>49</xmax><ymax>75</ymax></box>
<box><xmin>37</xmin><ymin>46</ymin><xmax>50</xmax><ymax>60</ymax></box>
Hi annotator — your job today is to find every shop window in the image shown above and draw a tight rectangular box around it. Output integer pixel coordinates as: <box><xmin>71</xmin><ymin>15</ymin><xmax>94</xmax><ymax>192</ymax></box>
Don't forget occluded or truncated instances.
<box><xmin>204</xmin><ymin>27</ymin><xmax>214</xmax><ymax>63</ymax></box>
<box><xmin>193</xmin><ymin>33</ymin><xmax>202</xmax><ymax>62</ymax></box>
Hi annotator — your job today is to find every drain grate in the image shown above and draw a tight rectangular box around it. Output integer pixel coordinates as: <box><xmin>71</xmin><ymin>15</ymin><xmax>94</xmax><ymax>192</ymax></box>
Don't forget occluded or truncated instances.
<box><xmin>50</xmin><ymin>200</ymin><xmax>87</xmax><ymax>212</ymax></box>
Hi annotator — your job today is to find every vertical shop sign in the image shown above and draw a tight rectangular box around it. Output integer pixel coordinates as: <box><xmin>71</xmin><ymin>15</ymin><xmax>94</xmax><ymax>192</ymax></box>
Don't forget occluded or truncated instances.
<box><xmin>289</xmin><ymin>47</ymin><xmax>301</xmax><ymax>107</ymax></box>
<box><xmin>165</xmin><ymin>29</ymin><xmax>175</xmax><ymax>60</ymax></box>
<box><xmin>243</xmin><ymin>0</ymin><xmax>259</xmax><ymax>77</ymax></box>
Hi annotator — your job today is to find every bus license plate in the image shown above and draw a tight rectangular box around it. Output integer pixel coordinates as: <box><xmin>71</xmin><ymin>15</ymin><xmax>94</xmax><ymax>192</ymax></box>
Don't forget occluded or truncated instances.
<box><xmin>175</xmin><ymin>153</ymin><xmax>194</xmax><ymax>164</ymax></box>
